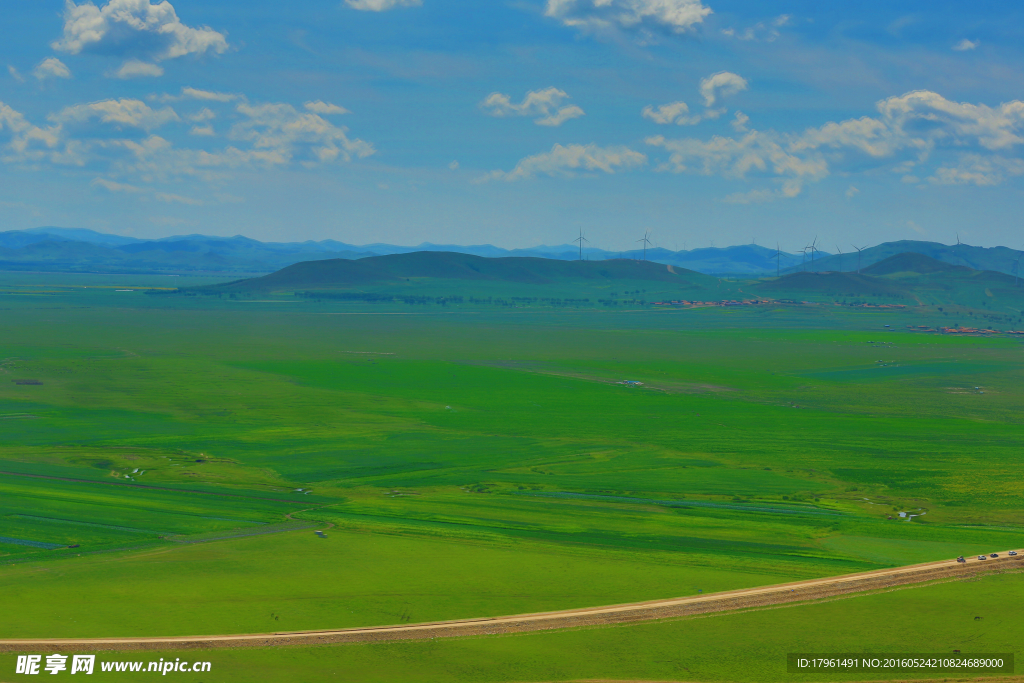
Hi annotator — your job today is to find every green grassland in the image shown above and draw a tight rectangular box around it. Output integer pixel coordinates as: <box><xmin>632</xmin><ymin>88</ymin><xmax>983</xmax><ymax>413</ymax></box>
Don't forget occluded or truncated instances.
<box><xmin>2</xmin><ymin>567</ymin><xmax>1021</xmax><ymax>682</ymax></box>
<box><xmin>0</xmin><ymin>271</ymin><xmax>1022</xmax><ymax>679</ymax></box>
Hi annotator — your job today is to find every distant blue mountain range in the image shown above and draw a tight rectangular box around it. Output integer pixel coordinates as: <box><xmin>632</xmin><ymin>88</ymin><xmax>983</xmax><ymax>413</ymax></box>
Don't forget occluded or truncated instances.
<box><xmin>0</xmin><ymin>226</ymin><xmax>1016</xmax><ymax>277</ymax></box>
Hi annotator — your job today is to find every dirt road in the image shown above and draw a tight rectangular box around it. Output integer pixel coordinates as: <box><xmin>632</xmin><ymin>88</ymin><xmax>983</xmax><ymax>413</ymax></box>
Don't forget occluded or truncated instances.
<box><xmin>1</xmin><ymin>551</ymin><xmax>1020</xmax><ymax>652</ymax></box>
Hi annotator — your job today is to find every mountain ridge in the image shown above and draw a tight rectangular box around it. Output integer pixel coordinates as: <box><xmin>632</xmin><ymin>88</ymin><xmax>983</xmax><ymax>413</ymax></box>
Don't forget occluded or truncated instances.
<box><xmin>0</xmin><ymin>227</ymin><xmax>1020</xmax><ymax>278</ymax></box>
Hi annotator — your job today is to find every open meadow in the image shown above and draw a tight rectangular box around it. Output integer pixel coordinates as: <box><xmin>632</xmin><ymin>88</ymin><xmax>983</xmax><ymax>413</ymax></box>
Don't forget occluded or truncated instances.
<box><xmin>1</xmin><ymin>271</ymin><xmax>1022</xmax><ymax>680</ymax></box>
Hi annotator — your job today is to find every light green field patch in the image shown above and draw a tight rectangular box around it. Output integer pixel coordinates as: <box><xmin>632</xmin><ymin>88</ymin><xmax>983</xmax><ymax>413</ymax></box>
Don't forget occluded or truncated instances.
<box><xmin>818</xmin><ymin>534</ymin><xmax>994</xmax><ymax>565</ymax></box>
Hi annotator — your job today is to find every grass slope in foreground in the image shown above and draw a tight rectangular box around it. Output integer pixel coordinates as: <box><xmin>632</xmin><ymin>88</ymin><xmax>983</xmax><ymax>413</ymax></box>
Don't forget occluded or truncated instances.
<box><xmin>2</xmin><ymin>567</ymin><xmax>1021</xmax><ymax>683</ymax></box>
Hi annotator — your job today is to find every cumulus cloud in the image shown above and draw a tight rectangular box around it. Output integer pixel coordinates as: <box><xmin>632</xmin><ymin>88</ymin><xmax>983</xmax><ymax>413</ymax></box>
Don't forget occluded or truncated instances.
<box><xmin>0</xmin><ymin>92</ymin><xmax>374</xmax><ymax>186</ymax></box>
<box><xmin>229</xmin><ymin>102</ymin><xmax>375</xmax><ymax>165</ymax></box>
<box><xmin>8</xmin><ymin>66</ymin><xmax>25</xmax><ymax>83</ymax></box>
<box><xmin>53</xmin><ymin>0</ymin><xmax>229</xmax><ymax>62</ymax></box>
<box><xmin>731</xmin><ymin>111</ymin><xmax>749</xmax><ymax>132</ymax></box>
<box><xmin>91</xmin><ymin>177</ymin><xmax>143</xmax><ymax>192</ymax></box>
<box><xmin>721</xmin><ymin>14</ymin><xmax>790</xmax><ymax>41</ymax></box>
<box><xmin>154</xmin><ymin>87</ymin><xmax>239</xmax><ymax>104</ymax></box>
<box><xmin>345</xmin><ymin>0</ymin><xmax>421</xmax><ymax>10</ymax></box>
<box><xmin>187</xmin><ymin>107</ymin><xmax>215</xmax><ymax>122</ymax></box>
<box><xmin>52</xmin><ymin>99</ymin><xmax>180</xmax><ymax>131</ymax></box>
<box><xmin>92</xmin><ymin>176</ymin><xmax>201</xmax><ymax>203</ymax></box>
<box><xmin>112</xmin><ymin>59</ymin><xmax>164</xmax><ymax>78</ymax></box>
<box><xmin>723</xmin><ymin>180</ymin><xmax>802</xmax><ymax>204</ymax></box>
<box><xmin>34</xmin><ymin>58</ymin><xmax>72</xmax><ymax>80</ymax></box>
<box><xmin>448</xmin><ymin>160</ymin><xmax>459</xmax><ymax>170</ymax></box>
<box><xmin>700</xmin><ymin>72</ymin><xmax>747</xmax><ymax>107</ymax></box>
<box><xmin>544</xmin><ymin>0</ymin><xmax>711</xmax><ymax>36</ymax></box>
<box><xmin>480</xmin><ymin>143</ymin><xmax>646</xmax><ymax>181</ymax></box>
<box><xmin>304</xmin><ymin>101</ymin><xmax>350</xmax><ymax>115</ymax></box>
<box><xmin>929</xmin><ymin>154</ymin><xmax>1024</xmax><ymax>186</ymax></box>
<box><xmin>845</xmin><ymin>185</ymin><xmax>859</xmax><ymax>198</ymax></box>
<box><xmin>645</xmin><ymin>89</ymin><xmax>1024</xmax><ymax>202</ymax></box>
<box><xmin>642</xmin><ymin>101</ymin><xmax>696</xmax><ymax>125</ymax></box>
<box><xmin>480</xmin><ymin>87</ymin><xmax>585</xmax><ymax>127</ymax></box>
<box><xmin>953</xmin><ymin>39</ymin><xmax>978</xmax><ymax>51</ymax></box>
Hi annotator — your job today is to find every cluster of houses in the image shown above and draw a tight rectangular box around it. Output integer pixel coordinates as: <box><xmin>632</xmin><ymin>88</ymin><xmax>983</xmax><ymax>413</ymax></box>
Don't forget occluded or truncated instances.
<box><xmin>652</xmin><ymin>299</ymin><xmax>772</xmax><ymax>307</ymax></box>
<box><xmin>938</xmin><ymin>326</ymin><xmax>1024</xmax><ymax>335</ymax></box>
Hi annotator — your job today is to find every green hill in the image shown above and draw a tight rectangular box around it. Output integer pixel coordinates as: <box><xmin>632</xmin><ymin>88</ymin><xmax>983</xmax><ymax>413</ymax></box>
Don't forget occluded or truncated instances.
<box><xmin>205</xmin><ymin>252</ymin><xmax>713</xmax><ymax>292</ymax></box>
<box><xmin>862</xmin><ymin>252</ymin><xmax>972</xmax><ymax>276</ymax></box>
<box><xmin>800</xmin><ymin>240</ymin><xmax>1023</xmax><ymax>276</ymax></box>
<box><xmin>754</xmin><ymin>271</ymin><xmax>908</xmax><ymax>298</ymax></box>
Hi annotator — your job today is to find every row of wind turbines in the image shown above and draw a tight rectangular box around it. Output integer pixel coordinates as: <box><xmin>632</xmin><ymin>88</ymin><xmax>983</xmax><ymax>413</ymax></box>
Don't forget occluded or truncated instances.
<box><xmin>573</xmin><ymin>229</ymin><xmax>1024</xmax><ymax>286</ymax></box>
<box><xmin>574</xmin><ymin>228</ymin><xmax>654</xmax><ymax>261</ymax></box>
<box><xmin>774</xmin><ymin>236</ymin><xmax>869</xmax><ymax>277</ymax></box>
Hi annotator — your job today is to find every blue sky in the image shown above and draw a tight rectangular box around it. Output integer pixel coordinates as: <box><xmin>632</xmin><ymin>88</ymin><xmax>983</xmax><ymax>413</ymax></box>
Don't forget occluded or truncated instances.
<box><xmin>1</xmin><ymin>0</ymin><xmax>1023</xmax><ymax>251</ymax></box>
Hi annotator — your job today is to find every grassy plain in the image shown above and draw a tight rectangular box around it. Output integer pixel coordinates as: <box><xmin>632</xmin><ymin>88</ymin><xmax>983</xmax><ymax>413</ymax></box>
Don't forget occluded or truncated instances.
<box><xmin>2</xmin><ymin>568</ymin><xmax>1022</xmax><ymax>682</ymax></box>
<box><xmin>0</xmin><ymin>273</ymin><xmax>1022</xmax><ymax>679</ymax></box>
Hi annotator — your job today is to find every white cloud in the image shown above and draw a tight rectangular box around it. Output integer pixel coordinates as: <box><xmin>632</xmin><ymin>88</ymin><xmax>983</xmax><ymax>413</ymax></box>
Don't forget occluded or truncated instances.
<box><xmin>480</xmin><ymin>143</ymin><xmax>646</xmax><ymax>182</ymax></box>
<box><xmin>112</xmin><ymin>59</ymin><xmax>164</xmax><ymax>78</ymax></box>
<box><xmin>642</xmin><ymin>101</ymin><xmax>697</xmax><ymax>125</ymax></box>
<box><xmin>154</xmin><ymin>191</ymin><xmax>201</xmax><ymax>204</ymax></box>
<box><xmin>0</xmin><ymin>102</ymin><xmax>61</xmax><ymax>162</ymax></box>
<box><xmin>1</xmin><ymin>92</ymin><xmax>375</xmax><ymax>184</ymax></box>
<box><xmin>952</xmin><ymin>39</ymin><xmax>978</xmax><ymax>52</ymax></box>
<box><xmin>304</xmin><ymin>101</ymin><xmax>351</xmax><ymax>115</ymax></box>
<box><xmin>448</xmin><ymin>160</ymin><xmax>459</xmax><ymax>170</ymax></box>
<box><xmin>647</xmin><ymin>131</ymin><xmax>827</xmax><ymax>181</ymax></box>
<box><xmin>544</xmin><ymin>0</ymin><xmax>711</xmax><ymax>36</ymax></box>
<box><xmin>929</xmin><ymin>154</ymin><xmax>1024</xmax><ymax>186</ymax></box>
<box><xmin>345</xmin><ymin>0</ymin><xmax>421</xmax><ymax>10</ymax></box>
<box><xmin>700</xmin><ymin>72</ymin><xmax>747</xmax><ymax>107</ymax></box>
<box><xmin>722</xmin><ymin>180</ymin><xmax>802</xmax><ymax>204</ymax></box>
<box><xmin>92</xmin><ymin>176</ymin><xmax>200</xmax><ymax>204</ymax></box>
<box><xmin>731</xmin><ymin>111</ymin><xmax>749</xmax><ymax>132</ymax></box>
<box><xmin>646</xmin><ymin>89</ymin><xmax>1024</xmax><ymax>202</ymax></box>
<box><xmin>33</xmin><ymin>58</ymin><xmax>72</xmax><ymax>80</ymax></box>
<box><xmin>230</xmin><ymin>102</ymin><xmax>375</xmax><ymax>165</ymax></box>
<box><xmin>155</xmin><ymin>87</ymin><xmax>240</xmax><ymax>104</ymax></box>
<box><xmin>53</xmin><ymin>0</ymin><xmax>229</xmax><ymax>62</ymax></box>
<box><xmin>8</xmin><ymin>66</ymin><xmax>25</xmax><ymax>83</ymax></box>
<box><xmin>537</xmin><ymin>105</ymin><xmax>585</xmax><ymax>127</ymax></box>
<box><xmin>52</xmin><ymin>99</ymin><xmax>180</xmax><ymax>131</ymax></box>
<box><xmin>480</xmin><ymin>87</ymin><xmax>585</xmax><ymax>127</ymax></box>
<box><xmin>721</xmin><ymin>14</ymin><xmax>790</xmax><ymax>42</ymax></box>
<box><xmin>91</xmin><ymin>177</ymin><xmax>143</xmax><ymax>192</ymax></box>
<box><xmin>187</xmin><ymin>108</ymin><xmax>215</xmax><ymax>122</ymax></box>
<box><xmin>845</xmin><ymin>185</ymin><xmax>859</xmax><ymax>198</ymax></box>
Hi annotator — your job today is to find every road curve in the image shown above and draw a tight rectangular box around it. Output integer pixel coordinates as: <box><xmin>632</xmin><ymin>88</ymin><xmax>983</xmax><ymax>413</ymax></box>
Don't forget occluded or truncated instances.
<box><xmin>1</xmin><ymin>551</ymin><xmax>1020</xmax><ymax>652</ymax></box>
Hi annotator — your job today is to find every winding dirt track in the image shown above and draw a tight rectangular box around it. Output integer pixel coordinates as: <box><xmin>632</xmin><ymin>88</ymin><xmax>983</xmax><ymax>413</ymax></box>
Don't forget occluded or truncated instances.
<box><xmin>2</xmin><ymin>552</ymin><xmax>1020</xmax><ymax>652</ymax></box>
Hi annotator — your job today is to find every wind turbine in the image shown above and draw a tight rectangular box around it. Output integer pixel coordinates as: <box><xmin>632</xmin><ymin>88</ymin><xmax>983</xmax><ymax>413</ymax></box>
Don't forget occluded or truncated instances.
<box><xmin>1014</xmin><ymin>251</ymin><xmax>1023</xmax><ymax>288</ymax></box>
<box><xmin>852</xmin><ymin>244</ymin><xmax>868</xmax><ymax>274</ymax></box>
<box><xmin>774</xmin><ymin>243</ymin><xmax>782</xmax><ymax>278</ymax></box>
<box><xmin>808</xmin><ymin>236</ymin><xmax>819</xmax><ymax>271</ymax></box>
<box><xmin>835</xmin><ymin>245</ymin><xmax>844</xmax><ymax>273</ymax></box>
<box><xmin>573</xmin><ymin>227</ymin><xmax>589</xmax><ymax>261</ymax></box>
<box><xmin>637</xmin><ymin>230</ymin><xmax>652</xmax><ymax>261</ymax></box>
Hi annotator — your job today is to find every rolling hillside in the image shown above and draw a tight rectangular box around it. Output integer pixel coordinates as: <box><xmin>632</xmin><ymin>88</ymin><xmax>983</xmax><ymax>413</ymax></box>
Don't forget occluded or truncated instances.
<box><xmin>791</xmin><ymin>240</ymin><xmax>1023</xmax><ymax>276</ymax></box>
<box><xmin>755</xmin><ymin>271</ymin><xmax>908</xmax><ymax>298</ymax></box>
<box><xmin>205</xmin><ymin>252</ymin><xmax>714</xmax><ymax>292</ymax></box>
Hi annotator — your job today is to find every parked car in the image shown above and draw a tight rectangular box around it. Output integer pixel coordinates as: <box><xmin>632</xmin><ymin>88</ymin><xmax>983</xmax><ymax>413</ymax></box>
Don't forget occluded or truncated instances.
<box><xmin>978</xmin><ymin>555</ymin><xmax>987</xmax><ymax>560</ymax></box>
<box><xmin>990</xmin><ymin>553</ymin><xmax>999</xmax><ymax>558</ymax></box>
<box><xmin>1010</xmin><ymin>551</ymin><xmax>1018</xmax><ymax>556</ymax></box>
